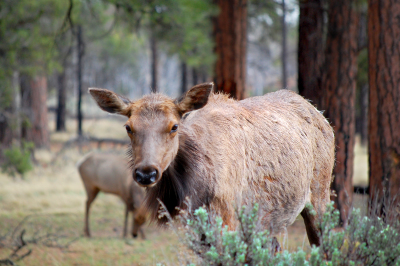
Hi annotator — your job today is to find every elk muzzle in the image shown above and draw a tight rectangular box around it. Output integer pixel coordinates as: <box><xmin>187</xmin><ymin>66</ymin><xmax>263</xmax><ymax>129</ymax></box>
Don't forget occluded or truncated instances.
<box><xmin>134</xmin><ymin>166</ymin><xmax>159</xmax><ymax>186</ymax></box>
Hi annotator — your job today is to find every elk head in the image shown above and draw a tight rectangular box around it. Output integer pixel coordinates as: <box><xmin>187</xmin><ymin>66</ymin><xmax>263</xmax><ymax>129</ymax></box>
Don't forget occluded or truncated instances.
<box><xmin>89</xmin><ymin>83</ymin><xmax>213</xmax><ymax>187</ymax></box>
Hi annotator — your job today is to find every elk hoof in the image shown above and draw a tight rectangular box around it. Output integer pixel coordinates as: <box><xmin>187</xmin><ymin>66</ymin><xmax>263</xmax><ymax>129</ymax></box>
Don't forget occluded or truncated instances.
<box><xmin>132</xmin><ymin>233</ymin><xmax>138</xmax><ymax>238</ymax></box>
<box><xmin>271</xmin><ymin>237</ymin><xmax>281</xmax><ymax>254</ymax></box>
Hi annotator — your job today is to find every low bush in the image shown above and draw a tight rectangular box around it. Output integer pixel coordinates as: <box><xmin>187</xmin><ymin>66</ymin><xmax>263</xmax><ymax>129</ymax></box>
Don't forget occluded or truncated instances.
<box><xmin>160</xmin><ymin>199</ymin><xmax>400</xmax><ymax>265</ymax></box>
<box><xmin>1</xmin><ymin>141</ymin><xmax>34</xmax><ymax>177</ymax></box>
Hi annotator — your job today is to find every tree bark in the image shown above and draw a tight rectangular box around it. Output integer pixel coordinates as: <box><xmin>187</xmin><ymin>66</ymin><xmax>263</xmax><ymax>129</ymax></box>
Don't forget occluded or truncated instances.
<box><xmin>213</xmin><ymin>0</ymin><xmax>247</xmax><ymax>100</ymax></box>
<box><xmin>77</xmin><ymin>25</ymin><xmax>84</xmax><ymax>137</ymax></box>
<box><xmin>192</xmin><ymin>67</ymin><xmax>198</xmax><ymax>87</ymax></box>
<box><xmin>281</xmin><ymin>0</ymin><xmax>287</xmax><ymax>89</ymax></box>
<box><xmin>181</xmin><ymin>61</ymin><xmax>187</xmax><ymax>95</ymax></box>
<box><xmin>297</xmin><ymin>0</ymin><xmax>324</xmax><ymax>109</ymax></box>
<box><xmin>56</xmin><ymin>70</ymin><xmax>67</xmax><ymax>132</ymax></box>
<box><xmin>56</xmin><ymin>43</ymin><xmax>72</xmax><ymax>132</ymax></box>
<box><xmin>150</xmin><ymin>34</ymin><xmax>158</xmax><ymax>93</ymax></box>
<box><xmin>368</xmin><ymin>0</ymin><xmax>400</xmax><ymax>213</ymax></box>
<box><xmin>321</xmin><ymin>0</ymin><xmax>359</xmax><ymax>225</ymax></box>
<box><xmin>357</xmin><ymin>84</ymin><xmax>368</xmax><ymax>145</ymax></box>
<box><xmin>20</xmin><ymin>74</ymin><xmax>49</xmax><ymax>148</ymax></box>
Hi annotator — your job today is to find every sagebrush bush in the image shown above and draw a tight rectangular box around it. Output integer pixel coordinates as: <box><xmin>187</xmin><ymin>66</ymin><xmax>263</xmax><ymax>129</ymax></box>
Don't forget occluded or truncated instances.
<box><xmin>1</xmin><ymin>141</ymin><xmax>34</xmax><ymax>177</ymax></box>
<box><xmin>160</xmin><ymin>199</ymin><xmax>400</xmax><ymax>266</ymax></box>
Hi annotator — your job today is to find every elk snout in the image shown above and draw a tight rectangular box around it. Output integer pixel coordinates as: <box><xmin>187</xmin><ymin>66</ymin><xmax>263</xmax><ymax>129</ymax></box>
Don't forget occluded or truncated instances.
<box><xmin>134</xmin><ymin>166</ymin><xmax>159</xmax><ymax>186</ymax></box>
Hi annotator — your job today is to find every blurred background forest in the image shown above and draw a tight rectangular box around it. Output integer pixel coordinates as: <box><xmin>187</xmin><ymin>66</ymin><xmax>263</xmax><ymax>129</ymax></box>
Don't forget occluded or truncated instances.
<box><xmin>0</xmin><ymin>0</ymin><xmax>399</xmax><ymax>265</ymax></box>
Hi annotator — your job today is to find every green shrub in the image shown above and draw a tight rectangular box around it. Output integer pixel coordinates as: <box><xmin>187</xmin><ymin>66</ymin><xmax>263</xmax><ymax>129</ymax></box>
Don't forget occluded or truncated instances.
<box><xmin>1</xmin><ymin>141</ymin><xmax>34</xmax><ymax>177</ymax></box>
<box><xmin>161</xmin><ymin>200</ymin><xmax>400</xmax><ymax>265</ymax></box>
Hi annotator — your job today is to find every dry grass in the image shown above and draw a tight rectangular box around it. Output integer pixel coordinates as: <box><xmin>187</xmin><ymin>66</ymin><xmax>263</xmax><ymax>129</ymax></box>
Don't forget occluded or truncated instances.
<box><xmin>0</xmin><ymin>116</ymin><xmax>369</xmax><ymax>265</ymax></box>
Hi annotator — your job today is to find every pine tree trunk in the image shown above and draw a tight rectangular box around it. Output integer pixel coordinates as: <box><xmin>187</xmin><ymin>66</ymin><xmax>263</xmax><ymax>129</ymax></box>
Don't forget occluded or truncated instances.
<box><xmin>151</xmin><ymin>34</ymin><xmax>158</xmax><ymax>93</ymax></box>
<box><xmin>368</xmin><ymin>0</ymin><xmax>400</xmax><ymax>211</ymax></box>
<box><xmin>56</xmin><ymin>43</ymin><xmax>71</xmax><ymax>132</ymax></box>
<box><xmin>192</xmin><ymin>67</ymin><xmax>198</xmax><ymax>87</ymax></box>
<box><xmin>297</xmin><ymin>0</ymin><xmax>324</xmax><ymax>109</ymax></box>
<box><xmin>20</xmin><ymin>74</ymin><xmax>49</xmax><ymax>148</ymax></box>
<box><xmin>281</xmin><ymin>0</ymin><xmax>287</xmax><ymax>89</ymax></box>
<box><xmin>77</xmin><ymin>25</ymin><xmax>84</xmax><ymax>137</ymax></box>
<box><xmin>213</xmin><ymin>0</ymin><xmax>247</xmax><ymax>99</ymax></box>
<box><xmin>56</xmin><ymin>70</ymin><xmax>67</xmax><ymax>132</ymax></box>
<box><xmin>321</xmin><ymin>0</ymin><xmax>359</xmax><ymax>225</ymax></box>
<box><xmin>181</xmin><ymin>62</ymin><xmax>187</xmax><ymax>95</ymax></box>
<box><xmin>359</xmin><ymin>84</ymin><xmax>368</xmax><ymax>145</ymax></box>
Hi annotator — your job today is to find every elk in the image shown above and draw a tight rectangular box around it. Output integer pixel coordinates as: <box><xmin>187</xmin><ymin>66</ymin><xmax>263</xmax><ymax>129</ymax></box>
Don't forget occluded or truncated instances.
<box><xmin>77</xmin><ymin>152</ymin><xmax>147</xmax><ymax>238</ymax></box>
<box><xmin>89</xmin><ymin>83</ymin><xmax>335</xmax><ymax>246</ymax></box>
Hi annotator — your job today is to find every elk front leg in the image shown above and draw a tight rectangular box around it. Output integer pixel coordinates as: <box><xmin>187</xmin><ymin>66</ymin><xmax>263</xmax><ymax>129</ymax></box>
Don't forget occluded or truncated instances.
<box><xmin>123</xmin><ymin>205</ymin><xmax>129</xmax><ymax>238</ymax></box>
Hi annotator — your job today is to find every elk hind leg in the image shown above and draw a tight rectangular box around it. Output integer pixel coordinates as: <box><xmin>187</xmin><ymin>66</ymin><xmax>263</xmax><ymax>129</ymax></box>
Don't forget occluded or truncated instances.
<box><xmin>84</xmin><ymin>187</ymin><xmax>100</xmax><ymax>237</ymax></box>
<box><xmin>301</xmin><ymin>206</ymin><xmax>321</xmax><ymax>246</ymax></box>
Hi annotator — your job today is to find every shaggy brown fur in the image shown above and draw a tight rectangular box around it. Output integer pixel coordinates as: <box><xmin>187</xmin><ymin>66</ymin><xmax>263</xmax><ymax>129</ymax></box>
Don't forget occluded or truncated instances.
<box><xmin>89</xmin><ymin>83</ymin><xmax>335</xmax><ymax>246</ymax></box>
<box><xmin>77</xmin><ymin>152</ymin><xmax>147</xmax><ymax>239</ymax></box>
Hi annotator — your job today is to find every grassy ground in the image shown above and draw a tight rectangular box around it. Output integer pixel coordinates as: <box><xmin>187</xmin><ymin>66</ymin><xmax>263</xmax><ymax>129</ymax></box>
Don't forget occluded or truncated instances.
<box><xmin>0</xmin><ymin>116</ymin><xmax>369</xmax><ymax>265</ymax></box>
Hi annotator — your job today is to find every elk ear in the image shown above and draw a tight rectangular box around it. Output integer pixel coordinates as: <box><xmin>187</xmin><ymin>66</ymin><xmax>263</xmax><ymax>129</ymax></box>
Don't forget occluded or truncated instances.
<box><xmin>89</xmin><ymin>88</ymin><xmax>131</xmax><ymax>116</ymax></box>
<box><xmin>177</xmin><ymin>82</ymin><xmax>213</xmax><ymax>114</ymax></box>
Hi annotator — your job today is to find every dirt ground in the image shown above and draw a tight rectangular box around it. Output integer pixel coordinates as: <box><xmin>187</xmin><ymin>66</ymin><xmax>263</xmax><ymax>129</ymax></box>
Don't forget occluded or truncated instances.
<box><xmin>0</xmin><ymin>116</ymin><xmax>369</xmax><ymax>265</ymax></box>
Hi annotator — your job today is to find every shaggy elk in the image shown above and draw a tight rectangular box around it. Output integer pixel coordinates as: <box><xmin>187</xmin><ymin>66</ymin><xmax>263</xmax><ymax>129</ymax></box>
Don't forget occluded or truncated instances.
<box><xmin>89</xmin><ymin>83</ymin><xmax>335</xmax><ymax>246</ymax></box>
<box><xmin>78</xmin><ymin>152</ymin><xmax>147</xmax><ymax>238</ymax></box>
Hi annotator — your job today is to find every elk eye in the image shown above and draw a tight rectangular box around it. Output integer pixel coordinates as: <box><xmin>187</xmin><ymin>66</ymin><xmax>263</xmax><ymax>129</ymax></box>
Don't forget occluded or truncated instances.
<box><xmin>170</xmin><ymin>124</ymin><xmax>178</xmax><ymax>133</ymax></box>
<box><xmin>125</xmin><ymin>125</ymin><xmax>133</xmax><ymax>134</ymax></box>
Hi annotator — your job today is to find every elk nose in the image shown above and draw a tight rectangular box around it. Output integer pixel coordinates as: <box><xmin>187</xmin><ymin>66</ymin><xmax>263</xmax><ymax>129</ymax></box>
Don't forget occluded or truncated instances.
<box><xmin>134</xmin><ymin>167</ymin><xmax>158</xmax><ymax>186</ymax></box>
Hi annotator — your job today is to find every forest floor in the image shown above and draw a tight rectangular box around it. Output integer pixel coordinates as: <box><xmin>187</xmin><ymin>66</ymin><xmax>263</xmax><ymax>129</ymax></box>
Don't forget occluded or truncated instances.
<box><xmin>0</xmin><ymin>115</ymin><xmax>369</xmax><ymax>265</ymax></box>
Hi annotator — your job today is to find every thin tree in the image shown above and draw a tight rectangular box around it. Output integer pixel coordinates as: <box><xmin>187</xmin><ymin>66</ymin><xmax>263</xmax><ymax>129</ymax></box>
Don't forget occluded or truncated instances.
<box><xmin>213</xmin><ymin>0</ymin><xmax>247</xmax><ymax>100</ymax></box>
<box><xmin>150</xmin><ymin>34</ymin><xmax>158</xmax><ymax>93</ymax></box>
<box><xmin>76</xmin><ymin>25</ymin><xmax>84</xmax><ymax>137</ymax></box>
<box><xmin>281</xmin><ymin>0</ymin><xmax>287</xmax><ymax>89</ymax></box>
<box><xmin>297</xmin><ymin>0</ymin><xmax>324</xmax><ymax>109</ymax></box>
<box><xmin>321</xmin><ymin>0</ymin><xmax>359</xmax><ymax>225</ymax></box>
<box><xmin>368</xmin><ymin>0</ymin><xmax>400</xmax><ymax>213</ymax></box>
<box><xmin>56</xmin><ymin>44</ymin><xmax>72</xmax><ymax>132</ymax></box>
<box><xmin>181</xmin><ymin>61</ymin><xmax>187</xmax><ymax>95</ymax></box>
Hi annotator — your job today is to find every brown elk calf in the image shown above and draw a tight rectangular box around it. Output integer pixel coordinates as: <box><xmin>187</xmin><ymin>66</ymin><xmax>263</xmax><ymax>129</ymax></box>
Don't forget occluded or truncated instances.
<box><xmin>89</xmin><ymin>83</ymin><xmax>335</xmax><ymax>246</ymax></box>
<box><xmin>77</xmin><ymin>152</ymin><xmax>146</xmax><ymax>238</ymax></box>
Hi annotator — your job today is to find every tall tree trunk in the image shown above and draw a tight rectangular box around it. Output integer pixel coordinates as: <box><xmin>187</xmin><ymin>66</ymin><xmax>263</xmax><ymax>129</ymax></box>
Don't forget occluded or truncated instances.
<box><xmin>213</xmin><ymin>0</ymin><xmax>247</xmax><ymax>100</ymax></box>
<box><xmin>297</xmin><ymin>0</ymin><xmax>324</xmax><ymax>108</ymax></box>
<box><xmin>368</xmin><ymin>0</ymin><xmax>400</xmax><ymax>214</ymax></box>
<box><xmin>150</xmin><ymin>34</ymin><xmax>158</xmax><ymax>93</ymax></box>
<box><xmin>192</xmin><ymin>67</ymin><xmax>198</xmax><ymax>86</ymax></box>
<box><xmin>56</xmin><ymin>70</ymin><xmax>67</xmax><ymax>132</ymax></box>
<box><xmin>321</xmin><ymin>0</ymin><xmax>359</xmax><ymax>225</ymax></box>
<box><xmin>20</xmin><ymin>74</ymin><xmax>49</xmax><ymax>148</ymax></box>
<box><xmin>56</xmin><ymin>44</ymin><xmax>72</xmax><ymax>132</ymax></box>
<box><xmin>358</xmin><ymin>84</ymin><xmax>368</xmax><ymax>145</ymax></box>
<box><xmin>281</xmin><ymin>0</ymin><xmax>287</xmax><ymax>89</ymax></box>
<box><xmin>77</xmin><ymin>25</ymin><xmax>84</xmax><ymax>137</ymax></box>
<box><xmin>181</xmin><ymin>61</ymin><xmax>187</xmax><ymax>95</ymax></box>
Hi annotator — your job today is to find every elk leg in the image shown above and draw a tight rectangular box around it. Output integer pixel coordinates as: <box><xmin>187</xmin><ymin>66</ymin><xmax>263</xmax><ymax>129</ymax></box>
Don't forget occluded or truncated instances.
<box><xmin>84</xmin><ymin>187</ymin><xmax>100</xmax><ymax>237</ymax></box>
<box><xmin>139</xmin><ymin>227</ymin><xmax>146</xmax><ymax>240</ymax></box>
<box><xmin>271</xmin><ymin>237</ymin><xmax>281</xmax><ymax>254</ymax></box>
<box><xmin>301</xmin><ymin>205</ymin><xmax>321</xmax><ymax>246</ymax></box>
<box><xmin>123</xmin><ymin>205</ymin><xmax>129</xmax><ymax>238</ymax></box>
<box><xmin>132</xmin><ymin>206</ymin><xmax>146</xmax><ymax>239</ymax></box>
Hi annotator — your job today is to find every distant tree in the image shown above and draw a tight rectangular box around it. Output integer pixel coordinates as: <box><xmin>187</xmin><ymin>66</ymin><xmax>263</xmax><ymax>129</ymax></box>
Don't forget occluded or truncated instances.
<box><xmin>150</xmin><ymin>33</ymin><xmax>158</xmax><ymax>93</ymax></box>
<box><xmin>321</xmin><ymin>0</ymin><xmax>359</xmax><ymax>225</ymax></box>
<box><xmin>368</xmin><ymin>0</ymin><xmax>400</xmax><ymax>213</ymax></box>
<box><xmin>55</xmin><ymin>31</ymin><xmax>73</xmax><ymax>132</ymax></box>
<box><xmin>213</xmin><ymin>0</ymin><xmax>247</xmax><ymax>99</ymax></box>
<box><xmin>0</xmin><ymin>0</ymin><xmax>65</xmax><ymax>148</ymax></box>
<box><xmin>76</xmin><ymin>25</ymin><xmax>84</xmax><ymax>137</ymax></box>
<box><xmin>20</xmin><ymin>74</ymin><xmax>49</xmax><ymax>148</ymax></box>
<box><xmin>281</xmin><ymin>0</ymin><xmax>287</xmax><ymax>89</ymax></box>
<box><xmin>180</xmin><ymin>61</ymin><xmax>187</xmax><ymax>95</ymax></box>
<box><xmin>297</xmin><ymin>0</ymin><xmax>324</xmax><ymax>109</ymax></box>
